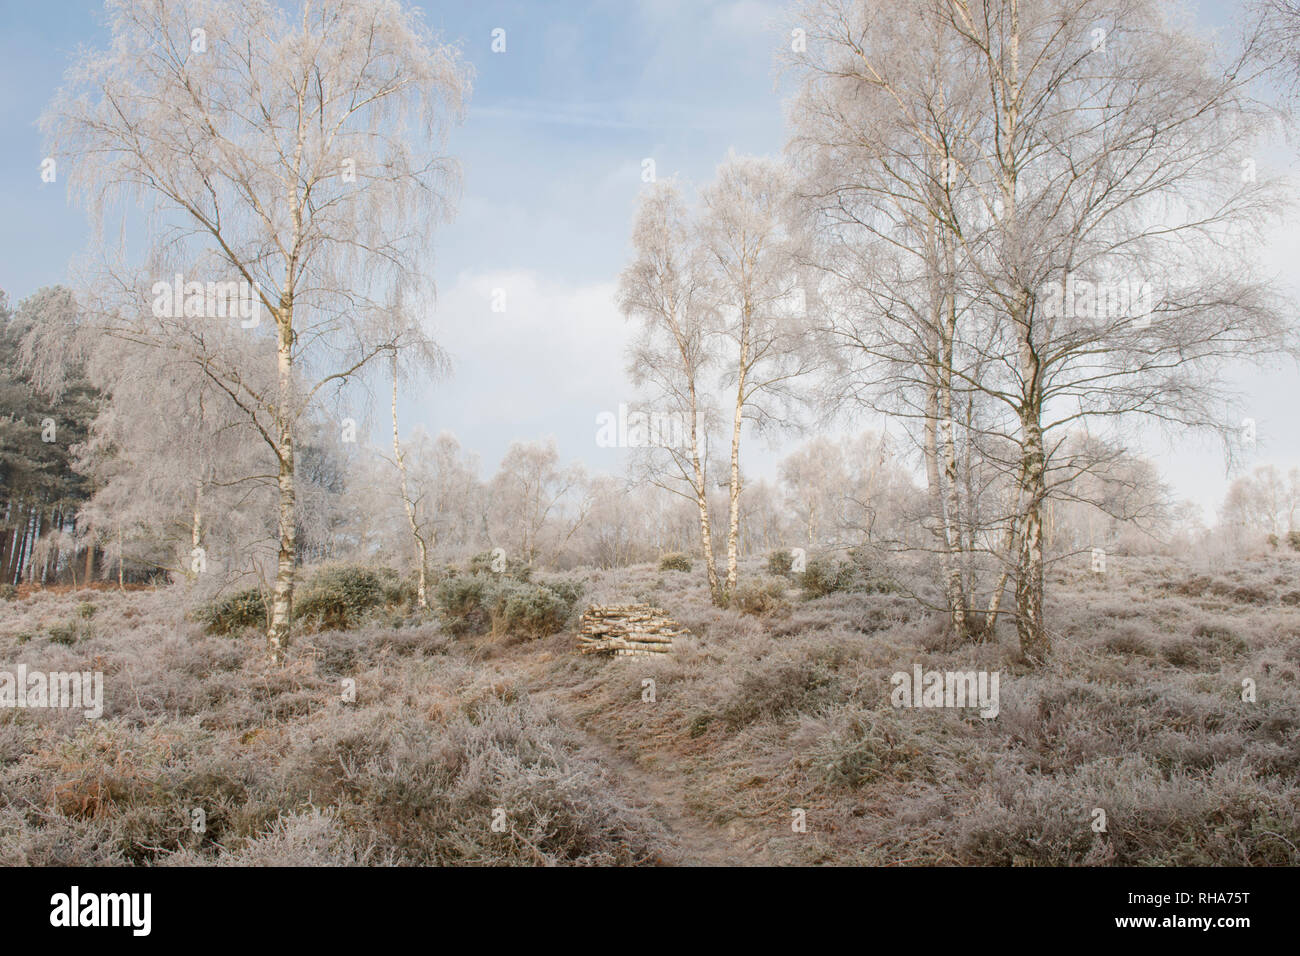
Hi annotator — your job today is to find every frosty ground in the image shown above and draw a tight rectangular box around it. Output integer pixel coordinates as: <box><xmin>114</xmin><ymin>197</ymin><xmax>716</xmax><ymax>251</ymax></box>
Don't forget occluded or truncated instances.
<box><xmin>1</xmin><ymin>554</ymin><xmax>1297</xmax><ymax>866</ymax></box>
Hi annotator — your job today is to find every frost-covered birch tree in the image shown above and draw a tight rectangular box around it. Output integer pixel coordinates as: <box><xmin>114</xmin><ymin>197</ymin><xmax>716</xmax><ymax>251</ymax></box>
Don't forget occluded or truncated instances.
<box><xmin>41</xmin><ymin>0</ymin><xmax>470</xmax><ymax>659</ymax></box>
<box><xmin>619</xmin><ymin>182</ymin><xmax>725</xmax><ymax>601</ymax></box>
<box><xmin>700</xmin><ymin>154</ymin><xmax>819</xmax><ymax>597</ymax></box>
<box><xmin>789</xmin><ymin>0</ymin><xmax>1295</xmax><ymax>662</ymax></box>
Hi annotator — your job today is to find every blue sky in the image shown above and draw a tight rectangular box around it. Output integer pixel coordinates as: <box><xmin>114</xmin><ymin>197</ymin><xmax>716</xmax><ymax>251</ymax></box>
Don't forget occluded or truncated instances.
<box><xmin>0</xmin><ymin>0</ymin><xmax>795</xmax><ymax>478</ymax></box>
<box><xmin>0</xmin><ymin>0</ymin><xmax>787</xmax><ymax>288</ymax></box>
<box><xmin>1</xmin><ymin>0</ymin><xmax>1296</xmax><ymax>521</ymax></box>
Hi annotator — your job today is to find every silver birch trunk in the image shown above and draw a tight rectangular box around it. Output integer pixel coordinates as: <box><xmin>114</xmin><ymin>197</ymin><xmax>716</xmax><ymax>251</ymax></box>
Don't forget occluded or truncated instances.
<box><xmin>391</xmin><ymin>352</ymin><xmax>429</xmax><ymax>608</ymax></box>
<box><xmin>688</xmin><ymin>384</ymin><xmax>721</xmax><ymax>602</ymax></box>
<box><xmin>268</xmin><ymin>313</ymin><xmax>297</xmax><ymax>663</ymax></box>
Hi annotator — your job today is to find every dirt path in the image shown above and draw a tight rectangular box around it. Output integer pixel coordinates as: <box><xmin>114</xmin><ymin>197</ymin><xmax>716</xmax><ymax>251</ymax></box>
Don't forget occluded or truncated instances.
<box><xmin>482</xmin><ymin>642</ymin><xmax>758</xmax><ymax>866</ymax></box>
<box><xmin>534</xmin><ymin>685</ymin><xmax>757</xmax><ymax>866</ymax></box>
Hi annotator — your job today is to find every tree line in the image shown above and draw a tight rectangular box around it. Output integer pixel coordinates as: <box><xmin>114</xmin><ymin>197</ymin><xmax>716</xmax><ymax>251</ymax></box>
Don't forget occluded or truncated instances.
<box><xmin>619</xmin><ymin>0</ymin><xmax>1300</xmax><ymax>662</ymax></box>
<box><xmin>8</xmin><ymin>0</ymin><xmax>1300</xmax><ymax>669</ymax></box>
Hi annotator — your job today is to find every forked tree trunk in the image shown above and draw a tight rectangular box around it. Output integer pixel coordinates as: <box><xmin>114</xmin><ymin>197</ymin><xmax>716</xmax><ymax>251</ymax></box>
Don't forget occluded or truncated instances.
<box><xmin>1015</xmin><ymin>398</ymin><xmax>1049</xmax><ymax>663</ymax></box>
<box><xmin>1000</xmin><ymin>1</ymin><xmax>1050</xmax><ymax>663</ymax></box>
<box><xmin>979</xmin><ymin>508</ymin><xmax>1019</xmax><ymax>639</ymax></box>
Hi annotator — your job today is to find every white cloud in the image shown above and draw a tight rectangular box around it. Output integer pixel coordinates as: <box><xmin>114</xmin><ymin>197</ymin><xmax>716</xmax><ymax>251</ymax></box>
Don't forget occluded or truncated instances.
<box><xmin>414</xmin><ymin>270</ymin><xmax>634</xmax><ymax>471</ymax></box>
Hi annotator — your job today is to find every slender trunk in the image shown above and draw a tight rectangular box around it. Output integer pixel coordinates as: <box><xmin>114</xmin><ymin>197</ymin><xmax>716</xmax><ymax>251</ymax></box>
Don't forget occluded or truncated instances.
<box><xmin>980</xmin><ymin>509</ymin><xmax>1020</xmax><ymax>639</ymax></box>
<box><xmin>687</xmin><ymin>384</ymin><xmax>721</xmax><ymax>603</ymax></box>
<box><xmin>69</xmin><ymin>517</ymin><xmax>79</xmax><ymax>587</ymax></box>
<box><xmin>27</xmin><ymin>510</ymin><xmax>42</xmax><ymax>584</ymax></box>
<box><xmin>41</xmin><ymin>508</ymin><xmax>56</xmax><ymax>584</ymax></box>
<box><xmin>961</xmin><ymin>396</ymin><xmax>979</xmax><ymax>584</ymax></box>
<box><xmin>923</xmin><ymin>214</ymin><xmax>969</xmax><ymax>639</ymax></box>
<box><xmin>724</xmin><ymin>372</ymin><xmax>745</xmax><ymax>595</ymax></box>
<box><xmin>25</xmin><ymin>510</ymin><xmax>38</xmax><ymax>583</ymax></box>
<box><xmin>926</xmin><ymin>378</ymin><xmax>969</xmax><ymax>638</ymax></box>
<box><xmin>724</xmin><ymin>303</ymin><xmax>751</xmax><ymax>597</ymax></box>
<box><xmin>938</xmin><ymin>317</ymin><xmax>969</xmax><ymax>636</ymax></box>
<box><xmin>1015</xmin><ymin>496</ymin><xmax>1047</xmax><ymax>661</ymax></box>
<box><xmin>9</xmin><ymin>508</ymin><xmax>29</xmax><ymax>585</ymax></box>
<box><xmin>268</xmin><ymin>83</ymin><xmax>309</xmax><ymax>662</ymax></box>
<box><xmin>117</xmin><ymin>523</ymin><xmax>124</xmax><ymax>591</ymax></box>
<box><xmin>268</xmin><ymin>307</ymin><xmax>297</xmax><ymax>663</ymax></box>
<box><xmin>391</xmin><ymin>352</ymin><xmax>429</xmax><ymax>608</ymax></box>
<box><xmin>10</xmin><ymin>508</ymin><xmax>30</xmax><ymax>585</ymax></box>
<box><xmin>189</xmin><ymin>480</ymin><xmax>203</xmax><ymax>580</ymax></box>
<box><xmin>0</xmin><ymin>502</ymin><xmax>10</xmax><ymax>580</ymax></box>
<box><xmin>999</xmin><ymin>0</ymin><xmax>1048</xmax><ymax>663</ymax></box>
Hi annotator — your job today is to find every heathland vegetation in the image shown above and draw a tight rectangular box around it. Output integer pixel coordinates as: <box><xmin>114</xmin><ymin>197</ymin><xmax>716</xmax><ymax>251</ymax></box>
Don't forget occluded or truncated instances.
<box><xmin>4</xmin><ymin>0</ymin><xmax>1300</xmax><ymax>865</ymax></box>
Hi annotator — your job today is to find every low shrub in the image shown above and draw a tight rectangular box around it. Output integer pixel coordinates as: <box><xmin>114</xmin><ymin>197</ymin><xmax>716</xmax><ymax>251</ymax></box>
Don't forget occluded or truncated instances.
<box><xmin>435</xmin><ymin>573</ymin><xmax>583</xmax><ymax>639</ymax></box>
<box><xmin>47</xmin><ymin>622</ymin><xmax>82</xmax><ymax>646</ymax></box>
<box><xmin>659</xmin><ymin>553</ymin><xmax>693</xmax><ymax>573</ymax></box>
<box><xmin>194</xmin><ymin>588</ymin><xmax>267</xmax><ymax>635</ymax></box>
<box><xmin>197</xmin><ymin>567</ymin><xmax>411</xmax><ymax>637</ymax></box>
<box><xmin>800</xmin><ymin>551</ymin><xmax>899</xmax><ymax>600</ymax></box>
<box><xmin>376</xmin><ymin>568</ymin><xmax>419</xmax><ymax>607</ymax></box>
<box><xmin>1103</xmin><ymin>626</ymin><xmax>1156</xmax><ymax>657</ymax></box>
<box><xmin>730</xmin><ymin>577</ymin><xmax>789</xmax><ymax>616</ymax></box>
<box><xmin>800</xmin><ymin>556</ymin><xmax>855</xmax><ymax>598</ymax></box>
<box><xmin>467</xmin><ymin>551</ymin><xmax>532</xmax><ymax>581</ymax></box>
<box><xmin>1162</xmin><ymin>640</ymin><xmax>1202</xmax><ymax>668</ymax></box>
<box><xmin>435</xmin><ymin>575</ymin><xmax>492</xmax><ymax>635</ymax></box>
<box><xmin>766</xmin><ymin>549</ymin><xmax>794</xmax><ymax>576</ymax></box>
<box><xmin>1228</xmin><ymin>585</ymin><xmax>1270</xmax><ymax>606</ymax></box>
<box><xmin>1171</xmin><ymin>575</ymin><xmax>1213</xmax><ymax>598</ymax></box>
<box><xmin>719</xmin><ymin>656</ymin><xmax>840</xmax><ymax>729</ymax></box>
<box><xmin>488</xmin><ymin>580</ymin><xmax>573</xmax><ymax>639</ymax></box>
<box><xmin>537</xmin><ymin>576</ymin><xmax>585</xmax><ymax>609</ymax></box>
<box><xmin>1190</xmin><ymin>622</ymin><xmax>1248</xmax><ymax>659</ymax></box>
<box><xmin>294</xmin><ymin>565</ymin><xmax>388</xmax><ymax>631</ymax></box>
<box><xmin>812</xmin><ymin>707</ymin><xmax>933</xmax><ymax>789</ymax></box>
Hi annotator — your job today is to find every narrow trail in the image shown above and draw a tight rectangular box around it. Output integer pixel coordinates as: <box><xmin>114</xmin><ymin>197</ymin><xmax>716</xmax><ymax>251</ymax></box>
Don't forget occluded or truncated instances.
<box><xmin>481</xmin><ymin>642</ymin><xmax>759</xmax><ymax>866</ymax></box>
<box><xmin>532</xmin><ymin>684</ymin><xmax>758</xmax><ymax>866</ymax></box>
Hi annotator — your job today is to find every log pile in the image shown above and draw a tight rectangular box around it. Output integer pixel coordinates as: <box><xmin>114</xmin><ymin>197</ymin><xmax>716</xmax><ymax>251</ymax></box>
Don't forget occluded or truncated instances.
<box><xmin>578</xmin><ymin>603</ymin><xmax>685</xmax><ymax>657</ymax></box>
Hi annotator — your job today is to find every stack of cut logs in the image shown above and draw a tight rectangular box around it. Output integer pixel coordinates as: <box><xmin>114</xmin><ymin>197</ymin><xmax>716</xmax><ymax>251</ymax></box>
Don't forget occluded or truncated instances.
<box><xmin>578</xmin><ymin>603</ymin><xmax>684</xmax><ymax>657</ymax></box>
